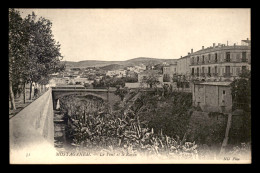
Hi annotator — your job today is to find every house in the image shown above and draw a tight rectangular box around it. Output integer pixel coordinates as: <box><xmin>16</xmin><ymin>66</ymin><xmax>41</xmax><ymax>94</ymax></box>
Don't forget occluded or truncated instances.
<box><xmin>192</xmin><ymin>81</ymin><xmax>232</xmax><ymax>113</ymax></box>
<box><xmin>106</xmin><ymin>70</ymin><xmax>126</xmax><ymax>78</ymax></box>
<box><xmin>163</xmin><ymin>63</ymin><xmax>177</xmax><ymax>82</ymax></box>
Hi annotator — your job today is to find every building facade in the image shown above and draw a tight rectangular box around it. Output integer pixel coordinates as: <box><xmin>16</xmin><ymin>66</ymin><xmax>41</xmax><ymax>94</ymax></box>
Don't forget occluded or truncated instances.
<box><xmin>192</xmin><ymin>82</ymin><xmax>232</xmax><ymax>113</ymax></box>
<box><xmin>162</xmin><ymin>63</ymin><xmax>177</xmax><ymax>82</ymax></box>
<box><xmin>190</xmin><ymin>40</ymin><xmax>251</xmax><ymax>82</ymax></box>
<box><xmin>177</xmin><ymin>54</ymin><xmax>191</xmax><ymax>77</ymax></box>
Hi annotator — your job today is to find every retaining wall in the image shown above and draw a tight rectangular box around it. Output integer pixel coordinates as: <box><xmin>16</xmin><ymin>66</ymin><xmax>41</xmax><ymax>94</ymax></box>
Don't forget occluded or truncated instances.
<box><xmin>10</xmin><ymin>89</ymin><xmax>56</xmax><ymax>164</ymax></box>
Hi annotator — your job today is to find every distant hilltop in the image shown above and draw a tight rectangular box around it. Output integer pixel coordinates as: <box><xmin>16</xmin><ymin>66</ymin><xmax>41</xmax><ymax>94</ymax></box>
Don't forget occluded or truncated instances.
<box><xmin>62</xmin><ymin>57</ymin><xmax>178</xmax><ymax>69</ymax></box>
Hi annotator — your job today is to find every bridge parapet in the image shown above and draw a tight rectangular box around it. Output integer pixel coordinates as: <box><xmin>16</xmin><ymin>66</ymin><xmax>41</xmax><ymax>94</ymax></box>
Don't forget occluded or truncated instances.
<box><xmin>51</xmin><ymin>88</ymin><xmax>121</xmax><ymax>109</ymax></box>
<box><xmin>10</xmin><ymin>89</ymin><xmax>56</xmax><ymax>163</ymax></box>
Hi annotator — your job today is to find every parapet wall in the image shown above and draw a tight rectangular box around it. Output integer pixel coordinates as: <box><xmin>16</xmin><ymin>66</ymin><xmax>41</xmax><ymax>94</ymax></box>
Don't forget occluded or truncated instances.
<box><xmin>10</xmin><ymin>89</ymin><xmax>56</xmax><ymax>164</ymax></box>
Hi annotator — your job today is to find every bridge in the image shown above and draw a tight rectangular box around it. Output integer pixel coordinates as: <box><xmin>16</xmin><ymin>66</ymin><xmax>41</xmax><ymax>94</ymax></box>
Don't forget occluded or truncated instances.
<box><xmin>51</xmin><ymin>87</ymin><xmax>121</xmax><ymax>109</ymax></box>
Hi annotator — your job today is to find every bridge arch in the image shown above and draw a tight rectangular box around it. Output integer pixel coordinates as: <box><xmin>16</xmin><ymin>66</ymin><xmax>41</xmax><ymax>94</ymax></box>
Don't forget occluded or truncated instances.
<box><xmin>53</xmin><ymin>92</ymin><xmax>108</xmax><ymax>101</ymax></box>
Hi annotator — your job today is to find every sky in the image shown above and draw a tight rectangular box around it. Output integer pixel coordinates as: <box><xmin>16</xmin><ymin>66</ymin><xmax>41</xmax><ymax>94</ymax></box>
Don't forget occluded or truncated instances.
<box><xmin>17</xmin><ymin>8</ymin><xmax>250</xmax><ymax>62</ymax></box>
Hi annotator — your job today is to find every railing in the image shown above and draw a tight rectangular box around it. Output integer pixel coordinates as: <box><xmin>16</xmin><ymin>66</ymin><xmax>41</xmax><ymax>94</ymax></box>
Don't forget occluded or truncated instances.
<box><xmin>223</xmin><ymin>73</ymin><xmax>232</xmax><ymax>77</ymax></box>
<box><xmin>225</xmin><ymin>59</ymin><xmax>231</xmax><ymax>62</ymax></box>
<box><xmin>241</xmin><ymin>58</ymin><xmax>248</xmax><ymax>62</ymax></box>
<box><xmin>206</xmin><ymin>73</ymin><xmax>212</xmax><ymax>77</ymax></box>
<box><xmin>213</xmin><ymin>73</ymin><xmax>218</xmax><ymax>77</ymax></box>
<box><xmin>200</xmin><ymin>73</ymin><xmax>205</xmax><ymax>77</ymax></box>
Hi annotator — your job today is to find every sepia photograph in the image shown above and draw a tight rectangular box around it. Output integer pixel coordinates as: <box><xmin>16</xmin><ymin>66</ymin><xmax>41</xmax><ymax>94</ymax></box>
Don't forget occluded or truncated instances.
<box><xmin>9</xmin><ymin>8</ymin><xmax>251</xmax><ymax>164</ymax></box>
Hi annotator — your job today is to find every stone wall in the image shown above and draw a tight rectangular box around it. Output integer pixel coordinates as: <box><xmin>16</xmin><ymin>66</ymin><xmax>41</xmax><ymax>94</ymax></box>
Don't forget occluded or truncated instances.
<box><xmin>10</xmin><ymin>89</ymin><xmax>56</xmax><ymax>164</ymax></box>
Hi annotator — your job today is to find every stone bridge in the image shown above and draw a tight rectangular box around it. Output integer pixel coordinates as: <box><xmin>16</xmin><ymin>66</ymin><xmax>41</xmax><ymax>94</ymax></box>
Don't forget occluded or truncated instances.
<box><xmin>51</xmin><ymin>87</ymin><xmax>121</xmax><ymax>109</ymax></box>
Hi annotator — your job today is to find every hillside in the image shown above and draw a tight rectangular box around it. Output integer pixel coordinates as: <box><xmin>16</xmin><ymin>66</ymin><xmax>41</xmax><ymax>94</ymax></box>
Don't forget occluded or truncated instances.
<box><xmin>99</xmin><ymin>64</ymin><xmax>125</xmax><ymax>71</ymax></box>
<box><xmin>63</xmin><ymin>57</ymin><xmax>178</xmax><ymax>68</ymax></box>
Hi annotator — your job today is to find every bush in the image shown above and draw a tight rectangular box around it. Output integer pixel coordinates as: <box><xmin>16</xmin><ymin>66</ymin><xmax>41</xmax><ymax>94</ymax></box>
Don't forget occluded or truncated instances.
<box><xmin>59</xmin><ymin>94</ymin><xmax>198</xmax><ymax>159</ymax></box>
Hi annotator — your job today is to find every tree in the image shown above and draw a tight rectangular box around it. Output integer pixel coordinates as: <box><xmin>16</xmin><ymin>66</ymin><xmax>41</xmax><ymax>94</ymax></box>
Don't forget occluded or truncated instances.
<box><xmin>9</xmin><ymin>8</ymin><xmax>29</xmax><ymax>109</ymax></box>
<box><xmin>230</xmin><ymin>69</ymin><xmax>251</xmax><ymax>112</ymax></box>
<box><xmin>141</xmin><ymin>74</ymin><xmax>161</xmax><ymax>88</ymax></box>
<box><xmin>115</xmin><ymin>86</ymin><xmax>128</xmax><ymax>101</ymax></box>
<box><xmin>23</xmin><ymin>12</ymin><xmax>65</xmax><ymax>99</ymax></box>
<box><xmin>9</xmin><ymin>9</ymin><xmax>65</xmax><ymax>110</ymax></box>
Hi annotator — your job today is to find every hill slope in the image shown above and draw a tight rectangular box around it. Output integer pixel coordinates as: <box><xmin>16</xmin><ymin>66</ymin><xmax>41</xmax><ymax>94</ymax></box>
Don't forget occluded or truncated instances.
<box><xmin>63</xmin><ymin>57</ymin><xmax>178</xmax><ymax>68</ymax></box>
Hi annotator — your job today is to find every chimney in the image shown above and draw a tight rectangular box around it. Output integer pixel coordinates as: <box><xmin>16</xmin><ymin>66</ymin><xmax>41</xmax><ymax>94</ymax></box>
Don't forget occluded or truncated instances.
<box><xmin>191</xmin><ymin>49</ymin><xmax>193</xmax><ymax>53</ymax></box>
<box><xmin>218</xmin><ymin>43</ymin><xmax>221</xmax><ymax>46</ymax></box>
<box><xmin>202</xmin><ymin>46</ymin><xmax>204</xmax><ymax>50</ymax></box>
<box><xmin>227</xmin><ymin>41</ymin><xmax>228</xmax><ymax>46</ymax></box>
<box><xmin>234</xmin><ymin>43</ymin><xmax>236</xmax><ymax>47</ymax></box>
<box><xmin>188</xmin><ymin>52</ymin><xmax>190</xmax><ymax>55</ymax></box>
<box><xmin>213</xmin><ymin>43</ymin><xmax>215</xmax><ymax>48</ymax></box>
<box><xmin>247</xmin><ymin>38</ymin><xmax>249</xmax><ymax>40</ymax></box>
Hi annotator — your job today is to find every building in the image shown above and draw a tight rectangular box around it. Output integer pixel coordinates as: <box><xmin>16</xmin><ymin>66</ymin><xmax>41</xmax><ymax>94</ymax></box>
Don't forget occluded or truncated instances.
<box><xmin>177</xmin><ymin>54</ymin><xmax>191</xmax><ymax>77</ymax></box>
<box><xmin>106</xmin><ymin>70</ymin><xmax>127</xmax><ymax>78</ymax></box>
<box><xmin>163</xmin><ymin>63</ymin><xmax>177</xmax><ymax>82</ymax></box>
<box><xmin>192</xmin><ymin>81</ymin><xmax>232</xmax><ymax>113</ymax></box>
<box><xmin>190</xmin><ymin>39</ymin><xmax>251</xmax><ymax>82</ymax></box>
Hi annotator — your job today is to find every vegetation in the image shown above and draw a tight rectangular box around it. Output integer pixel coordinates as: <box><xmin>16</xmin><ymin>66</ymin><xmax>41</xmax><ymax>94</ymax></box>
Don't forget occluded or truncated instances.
<box><xmin>92</xmin><ymin>76</ymin><xmax>138</xmax><ymax>88</ymax></box>
<box><xmin>231</xmin><ymin>69</ymin><xmax>251</xmax><ymax>112</ymax></box>
<box><xmin>141</xmin><ymin>74</ymin><xmax>161</xmax><ymax>88</ymax></box>
<box><xmin>9</xmin><ymin>9</ymin><xmax>65</xmax><ymax>109</ymax></box>
<box><xmin>59</xmin><ymin>94</ymin><xmax>198</xmax><ymax>158</ymax></box>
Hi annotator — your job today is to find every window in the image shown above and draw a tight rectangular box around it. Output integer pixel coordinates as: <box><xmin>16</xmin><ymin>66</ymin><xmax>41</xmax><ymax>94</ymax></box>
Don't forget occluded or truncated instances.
<box><xmin>208</xmin><ymin>54</ymin><xmax>211</xmax><ymax>62</ymax></box>
<box><xmin>202</xmin><ymin>67</ymin><xmax>205</xmax><ymax>74</ymax></box>
<box><xmin>242</xmin><ymin>52</ymin><xmax>247</xmax><ymax>62</ymax></box>
<box><xmin>226</xmin><ymin>52</ymin><xmax>231</xmax><ymax>62</ymax></box>
<box><xmin>242</xmin><ymin>66</ymin><xmax>247</xmax><ymax>73</ymax></box>
<box><xmin>225</xmin><ymin>66</ymin><xmax>231</xmax><ymax>77</ymax></box>
<box><xmin>215</xmin><ymin>53</ymin><xmax>218</xmax><ymax>62</ymax></box>
<box><xmin>192</xmin><ymin>68</ymin><xmax>194</xmax><ymax>75</ymax></box>
<box><xmin>214</xmin><ymin>66</ymin><xmax>218</xmax><ymax>76</ymax></box>
<box><xmin>208</xmin><ymin>67</ymin><xmax>211</xmax><ymax>74</ymax></box>
<box><xmin>223</xmin><ymin>90</ymin><xmax>225</xmax><ymax>95</ymax></box>
<box><xmin>202</xmin><ymin>56</ymin><xmax>205</xmax><ymax>63</ymax></box>
<box><xmin>237</xmin><ymin>67</ymin><xmax>240</xmax><ymax>75</ymax></box>
<box><xmin>197</xmin><ymin>56</ymin><xmax>199</xmax><ymax>63</ymax></box>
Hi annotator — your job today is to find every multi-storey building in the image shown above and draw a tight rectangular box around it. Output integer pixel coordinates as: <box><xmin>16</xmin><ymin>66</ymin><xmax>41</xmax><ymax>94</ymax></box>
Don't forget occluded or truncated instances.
<box><xmin>190</xmin><ymin>39</ymin><xmax>251</xmax><ymax>82</ymax></box>
<box><xmin>177</xmin><ymin>54</ymin><xmax>191</xmax><ymax>77</ymax></box>
<box><xmin>162</xmin><ymin>63</ymin><xmax>177</xmax><ymax>82</ymax></box>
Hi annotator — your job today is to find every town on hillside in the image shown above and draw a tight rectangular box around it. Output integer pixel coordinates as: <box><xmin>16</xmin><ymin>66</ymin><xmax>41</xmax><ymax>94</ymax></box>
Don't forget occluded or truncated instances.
<box><xmin>9</xmin><ymin>8</ymin><xmax>251</xmax><ymax>164</ymax></box>
<box><xmin>50</xmin><ymin>38</ymin><xmax>251</xmax><ymax>113</ymax></box>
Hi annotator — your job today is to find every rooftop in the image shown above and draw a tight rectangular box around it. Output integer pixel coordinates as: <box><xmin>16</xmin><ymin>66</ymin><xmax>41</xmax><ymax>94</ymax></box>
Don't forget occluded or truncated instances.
<box><xmin>196</xmin><ymin>81</ymin><xmax>232</xmax><ymax>86</ymax></box>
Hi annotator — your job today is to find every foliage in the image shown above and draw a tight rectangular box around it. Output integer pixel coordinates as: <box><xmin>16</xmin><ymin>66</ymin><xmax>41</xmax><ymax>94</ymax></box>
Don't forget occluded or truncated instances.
<box><xmin>230</xmin><ymin>69</ymin><xmax>251</xmax><ymax>112</ymax></box>
<box><xmin>115</xmin><ymin>86</ymin><xmax>128</xmax><ymax>101</ymax></box>
<box><xmin>130</xmin><ymin>91</ymin><xmax>193</xmax><ymax>138</ymax></box>
<box><xmin>141</xmin><ymin>74</ymin><xmax>161</xmax><ymax>88</ymax></box>
<box><xmin>23</xmin><ymin>12</ymin><xmax>65</xmax><ymax>84</ymax></box>
<box><xmin>9</xmin><ymin>9</ymin><xmax>29</xmax><ymax>102</ymax></box>
<box><xmin>226</xmin><ymin>142</ymin><xmax>251</xmax><ymax>159</ymax></box>
<box><xmin>186</xmin><ymin>112</ymin><xmax>227</xmax><ymax>145</ymax></box>
<box><xmin>59</xmin><ymin>95</ymin><xmax>198</xmax><ymax>158</ymax></box>
<box><xmin>9</xmin><ymin>9</ymin><xmax>65</xmax><ymax>108</ymax></box>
